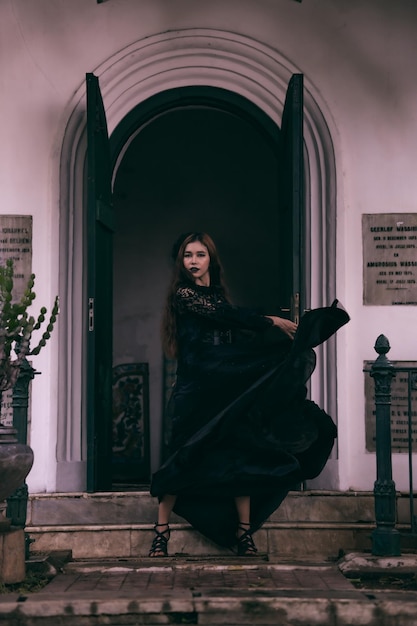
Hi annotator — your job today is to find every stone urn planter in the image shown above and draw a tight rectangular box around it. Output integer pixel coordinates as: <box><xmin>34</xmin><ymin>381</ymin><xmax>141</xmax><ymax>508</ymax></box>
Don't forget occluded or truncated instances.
<box><xmin>0</xmin><ymin>426</ymin><xmax>33</xmax><ymax>530</ymax></box>
<box><xmin>0</xmin><ymin>423</ymin><xmax>34</xmax><ymax>584</ymax></box>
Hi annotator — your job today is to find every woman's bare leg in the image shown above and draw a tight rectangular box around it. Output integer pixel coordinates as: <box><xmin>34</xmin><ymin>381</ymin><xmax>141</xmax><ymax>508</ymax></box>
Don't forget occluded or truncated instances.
<box><xmin>158</xmin><ymin>494</ymin><xmax>177</xmax><ymax>525</ymax></box>
<box><xmin>234</xmin><ymin>495</ymin><xmax>257</xmax><ymax>555</ymax></box>
<box><xmin>149</xmin><ymin>494</ymin><xmax>177</xmax><ymax>557</ymax></box>
<box><xmin>235</xmin><ymin>495</ymin><xmax>251</xmax><ymax>532</ymax></box>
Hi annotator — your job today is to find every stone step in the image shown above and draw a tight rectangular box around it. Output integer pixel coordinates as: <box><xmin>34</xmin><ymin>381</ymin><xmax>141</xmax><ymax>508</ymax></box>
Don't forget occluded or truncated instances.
<box><xmin>25</xmin><ymin>490</ymin><xmax>415</xmax><ymax>560</ymax></box>
<box><xmin>26</xmin><ymin>519</ymin><xmax>374</xmax><ymax>560</ymax></box>
<box><xmin>27</xmin><ymin>490</ymin><xmax>378</xmax><ymax>527</ymax></box>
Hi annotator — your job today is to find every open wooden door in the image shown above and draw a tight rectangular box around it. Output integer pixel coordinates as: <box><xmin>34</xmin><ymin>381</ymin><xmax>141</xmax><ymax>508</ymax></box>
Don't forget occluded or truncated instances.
<box><xmin>278</xmin><ymin>74</ymin><xmax>305</xmax><ymax>323</ymax></box>
<box><xmin>86</xmin><ymin>72</ymin><xmax>114</xmax><ymax>492</ymax></box>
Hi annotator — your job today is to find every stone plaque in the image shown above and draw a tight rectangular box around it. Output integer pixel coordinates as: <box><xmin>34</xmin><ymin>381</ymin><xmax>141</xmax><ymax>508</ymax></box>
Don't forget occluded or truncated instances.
<box><xmin>0</xmin><ymin>390</ymin><xmax>13</xmax><ymax>427</ymax></box>
<box><xmin>364</xmin><ymin>361</ymin><xmax>417</xmax><ymax>452</ymax></box>
<box><xmin>363</xmin><ymin>213</ymin><xmax>417</xmax><ymax>305</ymax></box>
<box><xmin>0</xmin><ymin>216</ymin><xmax>33</xmax><ymax>428</ymax></box>
<box><xmin>0</xmin><ymin>215</ymin><xmax>33</xmax><ymax>301</ymax></box>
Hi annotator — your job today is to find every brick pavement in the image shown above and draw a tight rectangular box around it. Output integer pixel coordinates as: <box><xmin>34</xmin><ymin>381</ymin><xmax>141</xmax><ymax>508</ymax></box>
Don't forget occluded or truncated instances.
<box><xmin>2</xmin><ymin>558</ymin><xmax>417</xmax><ymax>625</ymax></box>
<box><xmin>44</xmin><ymin>558</ymin><xmax>357</xmax><ymax>595</ymax></box>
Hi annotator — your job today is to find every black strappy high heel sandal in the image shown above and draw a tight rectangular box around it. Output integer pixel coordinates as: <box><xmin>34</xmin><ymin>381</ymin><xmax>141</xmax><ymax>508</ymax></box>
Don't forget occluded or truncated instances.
<box><xmin>149</xmin><ymin>523</ymin><xmax>170</xmax><ymax>557</ymax></box>
<box><xmin>237</xmin><ymin>522</ymin><xmax>258</xmax><ymax>556</ymax></box>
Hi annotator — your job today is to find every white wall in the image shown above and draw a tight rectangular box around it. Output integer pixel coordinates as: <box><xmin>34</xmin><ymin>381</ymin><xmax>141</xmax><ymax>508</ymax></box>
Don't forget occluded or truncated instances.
<box><xmin>1</xmin><ymin>0</ymin><xmax>416</xmax><ymax>492</ymax></box>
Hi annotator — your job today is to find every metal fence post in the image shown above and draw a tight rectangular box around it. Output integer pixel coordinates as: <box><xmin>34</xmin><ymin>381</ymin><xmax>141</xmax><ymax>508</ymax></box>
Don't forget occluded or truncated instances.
<box><xmin>6</xmin><ymin>358</ymin><xmax>36</xmax><ymax>556</ymax></box>
<box><xmin>10</xmin><ymin>358</ymin><xmax>36</xmax><ymax>446</ymax></box>
<box><xmin>371</xmin><ymin>334</ymin><xmax>401</xmax><ymax>556</ymax></box>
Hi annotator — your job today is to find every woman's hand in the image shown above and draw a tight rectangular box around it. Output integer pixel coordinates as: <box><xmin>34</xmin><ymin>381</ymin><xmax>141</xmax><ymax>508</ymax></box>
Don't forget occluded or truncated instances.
<box><xmin>265</xmin><ymin>316</ymin><xmax>298</xmax><ymax>339</ymax></box>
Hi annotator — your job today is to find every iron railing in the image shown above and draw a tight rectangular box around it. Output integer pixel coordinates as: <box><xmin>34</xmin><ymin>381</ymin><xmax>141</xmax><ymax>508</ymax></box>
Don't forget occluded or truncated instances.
<box><xmin>368</xmin><ymin>334</ymin><xmax>417</xmax><ymax>556</ymax></box>
<box><xmin>6</xmin><ymin>357</ymin><xmax>36</xmax><ymax>555</ymax></box>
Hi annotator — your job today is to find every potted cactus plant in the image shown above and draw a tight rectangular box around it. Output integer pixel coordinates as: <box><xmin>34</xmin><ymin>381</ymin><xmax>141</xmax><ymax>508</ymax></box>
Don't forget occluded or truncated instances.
<box><xmin>0</xmin><ymin>258</ymin><xmax>59</xmax><ymax>396</ymax></box>
<box><xmin>0</xmin><ymin>258</ymin><xmax>59</xmax><ymax>527</ymax></box>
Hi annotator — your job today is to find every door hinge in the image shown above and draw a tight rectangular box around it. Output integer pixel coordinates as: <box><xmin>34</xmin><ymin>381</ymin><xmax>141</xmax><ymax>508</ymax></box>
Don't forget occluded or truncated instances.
<box><xmin>281</xmin><ymin>292</ymin><xmax>300</xmax><ymax>324</ymax></box>
<box><xmin>88</xmin><ymin>298</ymin><xmax>94</xmax><ymax>331</ymax></box>
<box><xmin>292</xmin><ymin>292</ymin><xmax>300</xmax><ymax>325</ymax></box>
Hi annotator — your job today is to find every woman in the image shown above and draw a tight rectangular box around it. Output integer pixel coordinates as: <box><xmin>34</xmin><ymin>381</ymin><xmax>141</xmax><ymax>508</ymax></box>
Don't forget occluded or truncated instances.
<box><xmin>149</xmin><ymin>232</ymin><xmax>349</xmax><ymax>557</ymax></box>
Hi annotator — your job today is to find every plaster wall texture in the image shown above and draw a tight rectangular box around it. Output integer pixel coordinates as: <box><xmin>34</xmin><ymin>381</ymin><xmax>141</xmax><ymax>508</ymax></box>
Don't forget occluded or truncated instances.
<box><xmin>0</xmin><ymin>0</ymin><xmax>416</xmax><ymax>492</ymax></box>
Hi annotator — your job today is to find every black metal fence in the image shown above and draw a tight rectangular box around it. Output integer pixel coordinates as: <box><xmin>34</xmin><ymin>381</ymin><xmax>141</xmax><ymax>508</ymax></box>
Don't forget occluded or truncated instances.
<box><xmin>6</xmin><ymin>357</ymin><xmax>36</xmax><ymax>555</ymax></box>
<box><xmin>369</xmin><ymin>334</ymin><xmax>417</xmax><ymax>556</ymax></box>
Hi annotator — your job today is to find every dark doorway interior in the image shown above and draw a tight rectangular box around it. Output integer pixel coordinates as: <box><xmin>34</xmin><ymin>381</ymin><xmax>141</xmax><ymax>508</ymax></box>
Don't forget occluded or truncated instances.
<box><xmin>112</xmin><ymin>102</ymin><xmax>281</xmax><ymax>487</ymax></box>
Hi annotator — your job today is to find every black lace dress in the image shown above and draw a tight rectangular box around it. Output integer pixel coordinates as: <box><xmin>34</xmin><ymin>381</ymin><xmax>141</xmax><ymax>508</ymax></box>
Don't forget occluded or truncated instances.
<box><xmin>150</xmin><ymin>282</ymin><xmax>349</xmax><ymax>548</ymax></box>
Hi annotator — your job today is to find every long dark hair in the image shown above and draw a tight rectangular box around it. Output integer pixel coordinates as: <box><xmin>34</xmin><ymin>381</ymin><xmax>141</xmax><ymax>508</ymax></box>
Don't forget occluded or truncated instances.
<box><xmin>162</xmin><ymin>232</ymin><xmax>227</xmax><ymax>358</ymax></box>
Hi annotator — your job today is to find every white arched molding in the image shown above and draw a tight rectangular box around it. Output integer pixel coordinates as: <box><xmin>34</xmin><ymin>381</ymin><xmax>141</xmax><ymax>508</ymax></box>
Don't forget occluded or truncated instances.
<box><xmin>57</xmin><ymin>29</ymin><xmax>339</xmax><ymax>491</ymax></box>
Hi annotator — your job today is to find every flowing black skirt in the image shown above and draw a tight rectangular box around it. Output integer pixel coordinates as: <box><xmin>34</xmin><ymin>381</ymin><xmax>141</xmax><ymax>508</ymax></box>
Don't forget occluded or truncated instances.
<box><xmin>150</xmin><ymin>302</ymin><xmax>349</xmax><ymax>548</ymax></box>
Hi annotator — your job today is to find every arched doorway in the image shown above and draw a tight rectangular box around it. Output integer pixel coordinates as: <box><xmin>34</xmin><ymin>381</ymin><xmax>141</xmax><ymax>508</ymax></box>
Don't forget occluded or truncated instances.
<box><xmin>110</xmin><ymin>86</ymin><xmax>291</xmax><ymax>484</ymax></box>
<box><xmin>56</xmin><ymin>30</ymin><xmax>338</xmax><ymax>493</ymax></box>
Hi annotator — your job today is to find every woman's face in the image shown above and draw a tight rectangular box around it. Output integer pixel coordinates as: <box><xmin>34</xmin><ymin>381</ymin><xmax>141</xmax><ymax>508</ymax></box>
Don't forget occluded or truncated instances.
<box><xmin>183</xmin><ymin>241</ymin><xmax>211</xmax><ymax>286</ymax></box>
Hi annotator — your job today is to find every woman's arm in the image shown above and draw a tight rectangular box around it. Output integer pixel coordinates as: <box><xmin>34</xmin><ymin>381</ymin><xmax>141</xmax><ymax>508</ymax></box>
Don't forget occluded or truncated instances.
<box><xmin>265</xmin><ymin>315</ymin><xmax>298</xmax><ymax>339</ymax></box>
<box><xmin>176</xmin><ymin>285</ymin><xmax>273</xmax><ymax>331</ymax></box>
<box><xmin>176</xmin><ymin>285</ymin><xmax>297</xmax><ymax>337</ymax></box>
